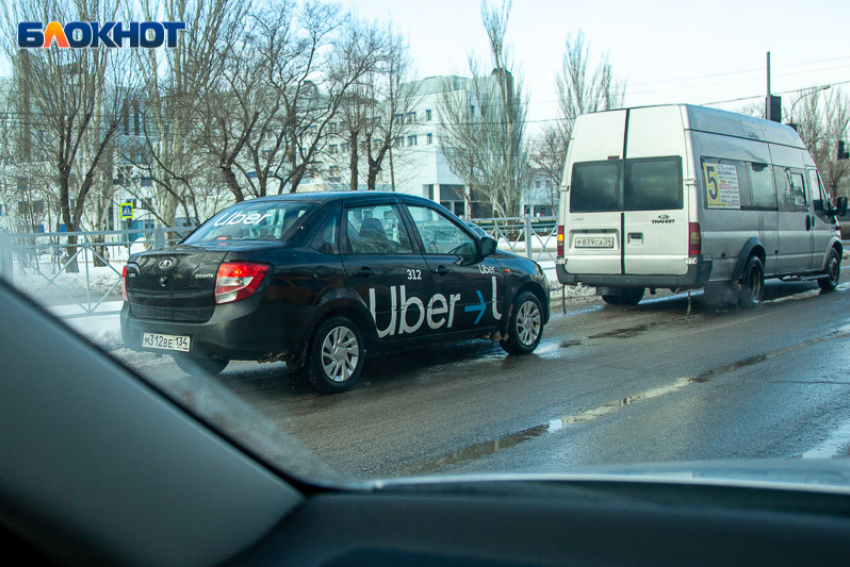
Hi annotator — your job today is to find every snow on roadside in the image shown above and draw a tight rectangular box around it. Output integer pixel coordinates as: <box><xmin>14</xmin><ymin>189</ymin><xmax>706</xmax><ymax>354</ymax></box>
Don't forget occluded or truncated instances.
<box><xmin>12</xmin><ymin>264</ymin><xmax>124</xmax><ymax>304</ymax></box>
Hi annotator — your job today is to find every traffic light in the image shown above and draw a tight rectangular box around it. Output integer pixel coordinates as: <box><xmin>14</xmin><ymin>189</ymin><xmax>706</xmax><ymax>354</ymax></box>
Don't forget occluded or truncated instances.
<box><xmin>839</xmin><ymin>140</ymin><xmax>849</xmax><ymax>160</ymax></box>
<box><xmin>768</xmin><ymin>95</ymin><xmax>782</xmax><ymax>123</ymax></box>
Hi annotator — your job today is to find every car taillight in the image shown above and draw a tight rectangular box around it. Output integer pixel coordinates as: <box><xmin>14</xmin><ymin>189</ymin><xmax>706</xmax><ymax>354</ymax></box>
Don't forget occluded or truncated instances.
<box><xmin>122</xmin><ymin>265</ymin><xmax>128</xmax><ymax>301</ymax></box>
<box><xmin>689</xmin><ymin>222</ymin><xmax>701</xmax><ymax>256</ymax></box>
<box><xmin>557</xmin><ymin>225</ymin><xmax>565</xmax><ymax>257</ymax></box>
<box><xmin>215</xmin><ymin>262</ymin><xmax>269</xmax><ymax>304</ymax></box>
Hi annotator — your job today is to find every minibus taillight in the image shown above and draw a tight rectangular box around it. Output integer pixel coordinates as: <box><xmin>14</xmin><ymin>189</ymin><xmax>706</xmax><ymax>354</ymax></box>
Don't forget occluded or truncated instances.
<box><xmin>688</xmin><ymin>222</ymin><xmax>702</xmax><ymax>256</ymax></box>
<box><xmin>121</xmin><ymin>265</ymin><xmax>128</xmax><ymax>301</ymax></box>
<box><xmin>557</xmin><ymin>226</ymin><xmax>565</xmax><ymax>257</ymax></box>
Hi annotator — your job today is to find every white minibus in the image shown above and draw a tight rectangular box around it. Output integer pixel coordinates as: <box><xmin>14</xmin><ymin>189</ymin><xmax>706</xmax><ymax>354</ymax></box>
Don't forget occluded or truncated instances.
<box><xmin>556</xmin><ymin>104</ymin><xmax>847</xmax><ymax>306</ymax></box>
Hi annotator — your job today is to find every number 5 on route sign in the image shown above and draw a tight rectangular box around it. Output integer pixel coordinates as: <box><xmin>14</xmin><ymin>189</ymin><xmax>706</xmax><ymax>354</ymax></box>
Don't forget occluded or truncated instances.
<box><xmin>120</xmin><ymin>202</ymin><xmax>134</xmax><ymax>220</ymax></box>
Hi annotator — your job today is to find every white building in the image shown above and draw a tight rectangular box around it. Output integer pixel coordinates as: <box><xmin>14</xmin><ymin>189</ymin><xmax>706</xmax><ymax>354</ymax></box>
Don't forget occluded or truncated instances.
<box><xmin>318</xmin><ymin>74</ymin><xmax>557</xmax><ymax>219</ymax></box>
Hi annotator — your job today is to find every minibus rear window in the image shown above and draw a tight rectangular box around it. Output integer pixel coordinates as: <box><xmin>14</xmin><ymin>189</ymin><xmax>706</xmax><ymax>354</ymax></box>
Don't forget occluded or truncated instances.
<box><xmin>624</xmin><ymin>157</ymin><xmax>683</xmax><ymax>211</ymax></box>
<box><xmin>570</xmin><ymin>162</ymin><xmax>622</xmax><ymax>213</ymax></box>
<box><xmin>570</xmin><ymin>157</ymin><xmax>682</xmax><ymax>213</ymax></box>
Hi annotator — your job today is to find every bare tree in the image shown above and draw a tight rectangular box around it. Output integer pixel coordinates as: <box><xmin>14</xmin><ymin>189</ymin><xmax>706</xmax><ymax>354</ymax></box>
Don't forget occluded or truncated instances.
<box><xmin>788</xmin><ymin>88</ymin><xmax>850</xmax><ymax>200</ymax></box>
<box><xmin>338</xmin><ymin>21</ymin><xmax>417</xmax><ymax>191</ymax></box>
<box><xmin>528</xmin><ymin>124</ymin><xmax>568</xmax><ymax>214</ymax></box>
<box><xmin>128</xmin><ymin>0</ymin><xmax>246</xmax><ymax>224</ymax></box>
<box><xmin>263</xmin><ymin>1</ymin><xmax>376</xmax><ymax>194</ymax></box>
<box><xmin>439</xmin><ymin>0</ymin><xmax>529</xmax><ymax>218</ymax></box>
<box><xmin>530</xmin><ymin>30</ymin><xmax>626</xmax><ymax>207</ymax></box>
<box><xmin>1</xmin><ymin>0</ymin><xmax>136</xmax><ymax>271</ymax></box>
<box><xmin>556</xmin><ymin>30</ymin><xmax>625</xmax><ymax>134</ymax></box>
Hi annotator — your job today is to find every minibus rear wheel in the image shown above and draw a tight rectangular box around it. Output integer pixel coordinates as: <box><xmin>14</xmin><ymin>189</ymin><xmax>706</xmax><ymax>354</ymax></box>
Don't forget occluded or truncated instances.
<box><xmin>738</xmin><ymin>255</ymin><xmax>764</xmax><ymax>308</ymax></box>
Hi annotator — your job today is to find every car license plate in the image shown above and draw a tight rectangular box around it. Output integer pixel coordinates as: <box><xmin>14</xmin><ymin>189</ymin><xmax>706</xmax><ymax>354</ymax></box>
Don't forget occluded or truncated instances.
<box><xmin>143</xmin><ymin>333</ymin><xmax>191</xmax><ymax>352</ymax></box>
<box><xmin>574</xmin><ymin>236</ymin><xmax>615</xmax><ymax>249</ymax></box>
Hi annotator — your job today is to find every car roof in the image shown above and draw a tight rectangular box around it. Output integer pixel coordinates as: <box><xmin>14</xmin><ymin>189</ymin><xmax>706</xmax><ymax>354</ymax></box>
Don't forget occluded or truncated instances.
<box><xmin>248</xmin><ymin>191</ymin><xmax>436</xmax><ymax>207</ymax></box>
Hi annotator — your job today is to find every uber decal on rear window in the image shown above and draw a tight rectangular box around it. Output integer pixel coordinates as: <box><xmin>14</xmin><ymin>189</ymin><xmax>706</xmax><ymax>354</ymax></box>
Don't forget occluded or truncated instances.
<box><xmin>703</xmin><ymin>163</ymin><xmax>741</xmax><ymax>209</ymax></box>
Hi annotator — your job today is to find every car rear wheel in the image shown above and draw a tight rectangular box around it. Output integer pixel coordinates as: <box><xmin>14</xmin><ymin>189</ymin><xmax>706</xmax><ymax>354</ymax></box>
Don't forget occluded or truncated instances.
<box><xmin>818</xmin><ymin>249</ymin><xmax>841</xmax><ymax>291</ymax></box>
<box><xmin>738</xmin><ymin>255</ymin><xmax>765</xmax><ymax>308</ymax></box>
<box><xmin>172</xmin><ymin>353</ymin><xmax>229</xmax><ymax>375</ymax></box>
<box><xmin>308</xmin><ymin>317</ymin><xmax>365</xmax><ymax>394</ymax></box>
<box><xmin>500</xmin><ymin>292</ymin><xmax>543</xmax><ymax>355</ymax></box>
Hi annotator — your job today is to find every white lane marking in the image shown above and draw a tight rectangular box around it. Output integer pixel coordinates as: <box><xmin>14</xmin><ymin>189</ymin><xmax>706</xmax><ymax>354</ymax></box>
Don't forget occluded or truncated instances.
<box><xmin>801</xmin><ymin>418</ymin><xmax>850</xmax><ymax>459</ymax></box>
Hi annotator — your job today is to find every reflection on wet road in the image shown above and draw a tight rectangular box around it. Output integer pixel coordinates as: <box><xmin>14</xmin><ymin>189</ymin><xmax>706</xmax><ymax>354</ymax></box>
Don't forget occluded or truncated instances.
<box><xmin>134</xmin><ymin>277</ymin><xmax>850</xmax><ymax>480</ymax></box>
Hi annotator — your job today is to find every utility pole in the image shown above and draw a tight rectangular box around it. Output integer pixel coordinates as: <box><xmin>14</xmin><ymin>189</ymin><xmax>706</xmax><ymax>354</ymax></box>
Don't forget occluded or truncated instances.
<box><xmin>765</xmin><ymin>52</ymin><xmax>781</xmax><ymax>122</ymax></box>
<box><xmin>765</xmin><ymin>51</ymin><xmax>771</xmax><ymax>120</ymax></box>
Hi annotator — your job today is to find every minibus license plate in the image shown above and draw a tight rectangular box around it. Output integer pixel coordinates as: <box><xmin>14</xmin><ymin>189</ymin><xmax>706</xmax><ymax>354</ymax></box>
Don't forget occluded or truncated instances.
<box><xmin>143</xmin><ymin>333</ymin><xmax>191</xmax><ymax>352</ymax></box>
<box><xmin>575</xmin><ymin>236</ymin><xmax>614</xmax><ymax>249</ymax></box>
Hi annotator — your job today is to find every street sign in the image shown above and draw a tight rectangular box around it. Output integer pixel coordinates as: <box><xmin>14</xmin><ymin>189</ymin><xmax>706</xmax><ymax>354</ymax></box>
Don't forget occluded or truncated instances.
<box><xmin>120</xmin><ymin>202</ymin><xmax>134</xmax><ymax>220</ymax></box>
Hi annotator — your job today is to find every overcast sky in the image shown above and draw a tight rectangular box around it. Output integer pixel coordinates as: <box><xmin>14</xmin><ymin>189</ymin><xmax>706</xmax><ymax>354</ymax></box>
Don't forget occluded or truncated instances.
<box><xmin>348</xmin><ymin>0</ymin><xmax>850</xmax><ymax>130</ymax></box>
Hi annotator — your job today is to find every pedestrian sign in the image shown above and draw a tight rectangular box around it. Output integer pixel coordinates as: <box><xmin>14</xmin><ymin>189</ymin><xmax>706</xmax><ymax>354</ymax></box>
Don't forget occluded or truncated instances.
<box><xmin>120</xmin><ymin>202</ymin><xmax>134</xmax><ymax>220</ymax></box>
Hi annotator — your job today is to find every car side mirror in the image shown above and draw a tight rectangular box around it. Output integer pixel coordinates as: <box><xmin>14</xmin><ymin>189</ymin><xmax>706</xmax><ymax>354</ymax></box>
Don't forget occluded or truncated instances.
<box><xmin>836</xmin><ymin>196</ymin><xmax>848</xmax><ymax>217</ymax></box>
<box><xmin>480</xmin><ymin>236</ymin><xmax>497</xmax><ymax>257</ymax></box>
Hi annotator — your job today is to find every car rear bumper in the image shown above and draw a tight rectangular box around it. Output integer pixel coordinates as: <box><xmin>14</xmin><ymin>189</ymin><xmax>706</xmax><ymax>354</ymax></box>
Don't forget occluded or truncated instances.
<box><xmin>120</xmin><ymin>299</ymin><xmax>310</xmax><ymax>361</ymax></box>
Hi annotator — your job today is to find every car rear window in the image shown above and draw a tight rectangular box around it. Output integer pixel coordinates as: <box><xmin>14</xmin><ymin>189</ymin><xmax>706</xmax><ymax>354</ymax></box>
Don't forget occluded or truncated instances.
<box><xmin>183</xmin><ymin>201</ymin><xmax>317</xmax><ymax>245</ymax></box>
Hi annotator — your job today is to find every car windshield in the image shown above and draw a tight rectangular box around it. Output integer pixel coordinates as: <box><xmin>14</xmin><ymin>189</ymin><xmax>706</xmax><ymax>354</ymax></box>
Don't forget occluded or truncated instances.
<box><xmin>2</xmin><ymin>0</ymin><xmax>850</xmax><ymax>495</ymax></box>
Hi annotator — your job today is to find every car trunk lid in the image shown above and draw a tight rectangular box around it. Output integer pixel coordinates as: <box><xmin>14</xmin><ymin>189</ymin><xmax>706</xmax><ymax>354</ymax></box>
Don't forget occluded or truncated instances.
<box><xmin>126</xmin><ymin>247</ymin><xmax>227</xmax><ymax>322</ymax></box>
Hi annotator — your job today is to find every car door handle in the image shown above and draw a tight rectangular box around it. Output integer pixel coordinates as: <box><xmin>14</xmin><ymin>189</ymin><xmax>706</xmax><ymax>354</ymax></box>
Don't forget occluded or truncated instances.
<box><xmin>805</xmin><ymin>216</ymin><xmax>812</xmax><ymax>231</ymax></box>
<box><xmin>356</xmin><ymin>267</ymin><xmax>376</xmax><ymax>278</ymax></box>
<box><xmin>431</xmin><ymin>266</ymin><xmax>451</xmax><ymax>276</ymax></box>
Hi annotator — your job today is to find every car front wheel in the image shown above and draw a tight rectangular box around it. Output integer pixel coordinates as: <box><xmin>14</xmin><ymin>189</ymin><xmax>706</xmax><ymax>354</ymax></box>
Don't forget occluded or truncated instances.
<box><xmin>308</xmin><ymin>317</ymin><xmax>365</xmax><ymax>394</ymax></box>
<box><xmin>500</xmin><ymin>292</ymin><xmax>544</xmax><ymax>355</ymax></box>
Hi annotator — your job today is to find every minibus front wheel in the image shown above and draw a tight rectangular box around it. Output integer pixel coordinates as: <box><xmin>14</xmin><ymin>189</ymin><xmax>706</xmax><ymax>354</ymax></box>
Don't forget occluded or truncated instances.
<box><xmin>817</xmin><ymin>248</ymin><xmax>841</xmax><ymax>292</ymax></box>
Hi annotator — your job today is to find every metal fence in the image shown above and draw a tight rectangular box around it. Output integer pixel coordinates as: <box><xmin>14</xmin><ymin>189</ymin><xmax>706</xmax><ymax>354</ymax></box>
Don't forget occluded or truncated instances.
<box><xmin>0</xmin><ymin>226</ymin><xmax>194</xmax><ymax>318</ymax></box>
<box><xmin>470</xmin><ymin>216</ymin><xmax>558</xmax><ymax>265</ymax></box>
<box><xmin>0</xmin><ymin>214</ymin><xmax>560</xmax><ymax>319</ymax></box>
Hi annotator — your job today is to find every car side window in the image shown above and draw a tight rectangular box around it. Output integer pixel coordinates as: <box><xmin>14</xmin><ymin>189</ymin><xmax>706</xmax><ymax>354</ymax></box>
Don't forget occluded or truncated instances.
<box><xmin>406</xmin><ymin>204</ymin><xmax>476</xmax><ymax>255</ymax></box>
<box><xmin>312</xmin><ymin>208</ymin><xmax>341</xmax><ymax>255</ymax></box>
<box><xmin>344</xmin><ymin>205</ymin><xmax>413</xmax><ymax>254</ymax></box>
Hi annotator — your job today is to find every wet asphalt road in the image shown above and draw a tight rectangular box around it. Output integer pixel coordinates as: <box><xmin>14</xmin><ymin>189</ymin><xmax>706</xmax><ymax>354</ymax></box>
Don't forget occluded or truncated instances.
<box><xmin>136</xmin><ymin>277</ymin><xmax>850</xmax><ymax>480</ymax></box>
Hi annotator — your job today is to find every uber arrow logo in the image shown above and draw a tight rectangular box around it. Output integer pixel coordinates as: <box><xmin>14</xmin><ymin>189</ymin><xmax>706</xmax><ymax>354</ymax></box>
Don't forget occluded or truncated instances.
<box><xmin>464</xmin><ymin>291</ymin><xmax>486</xmax><ymax>324</ymax></box>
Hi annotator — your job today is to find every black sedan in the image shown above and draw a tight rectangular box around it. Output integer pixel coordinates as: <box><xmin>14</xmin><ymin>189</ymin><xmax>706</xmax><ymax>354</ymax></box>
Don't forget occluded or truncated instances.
<box><xmin>121</xmin><ymin>192</ymin><xmax>549</xmax><ymax>393</ymax></box>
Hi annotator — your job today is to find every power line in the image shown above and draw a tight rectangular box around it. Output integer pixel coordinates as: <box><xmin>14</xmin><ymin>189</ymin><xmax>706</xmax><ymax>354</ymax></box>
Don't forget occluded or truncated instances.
<box><xmin>701</xmin><ymin>79</ymin><xmax>850</xmax><ymax>107</ymax></box>
<box><xmin>524</xmin><ymin>54</ymin><xmax>850</xmax><ymax>104</ymax></box>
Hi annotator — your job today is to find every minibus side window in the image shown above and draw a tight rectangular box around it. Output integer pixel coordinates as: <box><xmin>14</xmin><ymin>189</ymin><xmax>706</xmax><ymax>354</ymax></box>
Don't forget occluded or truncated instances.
<box><xmin>774</xmin><ymin>166</ymin><xmax>807</xmax><ymax>213</ymax></box>
<box><xmin>701</xmin><ymin>157</ymin><xmax>748</xmax><ymax>209</ymax></box>
<box><xmin>787</xmin><ymin>170</ymin><xmax>808</xmax><ymax>212</ymax></box>
<box><xmin>748</xmin><ymin>163</ymin><xmax>777</xmax><ymax>209</ymax></box>
<box><xmin>624</xmin><ymin>157</ymin><xmax>683</xmax><ymax>211</ymax></box>
<box><xmin>570</xmin><ymin>162</ymin><xmax>622</xmax><ymax>213</ymax></box>
<box><xmin>808</xmin><ymin>169</ymin><xmax>831</xmax><ymax>212</ymax></box>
